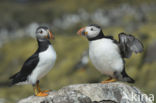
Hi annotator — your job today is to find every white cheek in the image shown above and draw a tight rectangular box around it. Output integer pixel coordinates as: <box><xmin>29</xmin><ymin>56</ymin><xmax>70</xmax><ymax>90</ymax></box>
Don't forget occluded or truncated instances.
<box><xmin>43</xmin><ymin>33</ymin><xmax>47</xmax><ymax>36</ymax></box>
<box><xmin>87</xmin><ymin>31</ymin><xmax>99</xmax><ymax>38</ymax></box>
<box><xmin>41</xmin><ymin>32</ymin><xmax>47</xmax><ymax>37</ymax></box>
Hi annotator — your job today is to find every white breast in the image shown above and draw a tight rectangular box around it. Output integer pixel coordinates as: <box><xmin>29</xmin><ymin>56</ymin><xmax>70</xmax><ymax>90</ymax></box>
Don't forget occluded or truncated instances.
<box><xmin>28</xmin><ymin>45</ymin><xmax>56</xmax><ymax>84</ymax></box>
<box><xmin>89</xmin><ymin>39</ymin><xmax>123</xmax><ymax>77</ymax></box>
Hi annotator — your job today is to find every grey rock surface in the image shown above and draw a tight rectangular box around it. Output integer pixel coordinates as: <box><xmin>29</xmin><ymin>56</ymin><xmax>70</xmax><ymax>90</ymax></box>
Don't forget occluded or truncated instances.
<box><xmin>18</xmin><ymin>82</ymin><xmax>152</xmax><ymax>103</ymax></box>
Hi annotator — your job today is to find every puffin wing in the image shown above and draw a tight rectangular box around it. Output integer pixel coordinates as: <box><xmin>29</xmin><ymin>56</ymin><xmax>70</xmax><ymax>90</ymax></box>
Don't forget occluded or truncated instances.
<box><xmin>20</xmin><ymin>53</ymin><xmax>39</xmax><ymax>75</ymax></box>
<box><xmin>9</xmin><ymin>52</ymin><xmax>39</xmax><ymax>85</ymax></box>
<box><xmin>118</xmin><ymin>33</ymin><xmax>143</xmax><ymax>58</ymax></box>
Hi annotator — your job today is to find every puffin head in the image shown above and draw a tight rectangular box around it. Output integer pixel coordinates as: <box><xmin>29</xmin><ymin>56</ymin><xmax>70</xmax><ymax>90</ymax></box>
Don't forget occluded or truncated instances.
<box><xmin>36</xmin><ymin>26</ymin><xmax>54</xmax><ymax>40</ymax></box>
<box><xmin>77</xmin><ymin>24</ymin><xmax>103</xmax><ymax>40</ymax></box>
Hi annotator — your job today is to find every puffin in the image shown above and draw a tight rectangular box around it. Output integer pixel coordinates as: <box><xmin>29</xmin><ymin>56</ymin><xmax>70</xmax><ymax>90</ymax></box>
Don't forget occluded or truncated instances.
<box><xmin>77</xmin><ymin>24</ymin><xmax>143</xmax><ymax>83</ymax></box>
<box><xmin>9</xmin><ymin>26</ymin><xmax>57</xmax><ymax>96</ymax></box>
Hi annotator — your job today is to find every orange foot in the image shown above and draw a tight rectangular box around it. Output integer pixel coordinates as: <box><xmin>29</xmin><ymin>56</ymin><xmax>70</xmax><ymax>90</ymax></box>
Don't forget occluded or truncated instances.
<box><xmin>41</xmin><ymin>90</ymin><xmax>51</xmax><ymax>93</ymax></box>
<box><xmin>101</xmin><ymin>78</ymin><xmax>117</xmax><ymax>84</ymax></box>
<box><xmin>36</xmin><ymin>92</ymin><xmax>48</xmax><ymax>97</ymax></box>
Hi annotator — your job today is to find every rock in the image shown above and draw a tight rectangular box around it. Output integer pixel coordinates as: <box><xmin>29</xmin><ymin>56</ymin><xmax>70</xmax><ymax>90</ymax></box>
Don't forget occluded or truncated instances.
<box><xmin>18</xmin><ymin>82</ymin><xmax>152</xmax><ymax>103</ymax></box>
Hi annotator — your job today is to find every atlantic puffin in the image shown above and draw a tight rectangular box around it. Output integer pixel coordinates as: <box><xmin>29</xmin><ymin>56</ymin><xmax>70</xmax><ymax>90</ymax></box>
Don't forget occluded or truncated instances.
<box><xmin>9</xmin><ymin>26</ymin><xmax>57</xmax><ymax>96</ymax></box>
<box><xmin>77</xmin><ymin>24</ymin><xmax>143</xmax><ymax>83</ymax></box>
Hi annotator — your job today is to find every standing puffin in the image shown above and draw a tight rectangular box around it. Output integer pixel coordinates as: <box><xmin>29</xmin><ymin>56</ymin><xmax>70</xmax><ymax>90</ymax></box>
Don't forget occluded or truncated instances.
<box><xmin>77</xmin><ymin>24</ymin><xmax>143</xmax><ymax>83</ymax></box>
<box><xmin>9</xmin><ymin>26</ymin><xmax>57</xmax><ymax>96</ymax></box>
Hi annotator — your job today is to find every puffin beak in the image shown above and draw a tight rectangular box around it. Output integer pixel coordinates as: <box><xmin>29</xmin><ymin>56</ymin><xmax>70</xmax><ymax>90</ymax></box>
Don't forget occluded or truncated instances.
<box><xmin>77</xmin><ymin>27</ymin><xmax>88</xmax><ymax>36</ymax></box>
<box><xmin>47</xmin><ymin>30</ymin><xmax>54</xmax><ymax>40</ymax></box>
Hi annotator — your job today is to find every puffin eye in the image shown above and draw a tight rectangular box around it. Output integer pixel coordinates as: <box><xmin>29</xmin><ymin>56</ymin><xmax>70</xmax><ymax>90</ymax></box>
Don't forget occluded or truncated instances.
<box><xmin>40</xmin><ymin>30</ymin><xmax>43</xmax><ymax>33</ymax></box>
<box><xmin>91</xmin><ymin>28</ymin><xmax>93</xmax><ymax>31</ymax></box>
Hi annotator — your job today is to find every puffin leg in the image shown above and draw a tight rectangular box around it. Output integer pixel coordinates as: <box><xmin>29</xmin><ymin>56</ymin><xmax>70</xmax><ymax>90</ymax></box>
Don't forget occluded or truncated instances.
<box><xmin>36</xmin><ymin>81</ymin><xmax>41</xmax><ymax>92</ymax></box>
<box><xmin>101</xmin><ymin>77</ymin><xmax>117</xmax><ymax>84</ymax></box>
<box><xmin>37</xmin><ymin>81</ymin><xmax>50</xmax><ymax>93</ymax></box>
<box><xmin>35</xmin><ymin>81</ymin><xmax>48</xmax><ymax>96</ymax></box>
<box><xmin>33</xmin><ymin>84</ymin><xmax>38</xmax><ymax>96</ymax></box>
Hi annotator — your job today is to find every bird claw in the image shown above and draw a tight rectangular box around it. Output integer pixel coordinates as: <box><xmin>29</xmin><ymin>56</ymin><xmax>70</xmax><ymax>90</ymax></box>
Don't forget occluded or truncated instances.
<box><xmin>101</xmin><ymin>78</ymin><xmax>117</xmax><ymax>84</ymax></box>
<box><xmin>41</xmin><ymin>90</ymin><xmax>50</xmax><ymax>93</ymax></box>
<box><xmin>36</xmin><ymin>92</ymin><xmax>48</xmax><ymax>97</ymax></box>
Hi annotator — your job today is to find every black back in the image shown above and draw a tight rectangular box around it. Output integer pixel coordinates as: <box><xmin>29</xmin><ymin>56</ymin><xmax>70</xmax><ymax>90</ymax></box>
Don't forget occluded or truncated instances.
<box><xmin>9</xmin><ymin>39</ymin><xmax>51</xmax><ymax>85</ymax></box>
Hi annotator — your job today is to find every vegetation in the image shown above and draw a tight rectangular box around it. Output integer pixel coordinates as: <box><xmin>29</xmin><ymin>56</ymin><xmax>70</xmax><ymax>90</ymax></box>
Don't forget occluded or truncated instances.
<box><xmin>0</xmin><ymin>0</ymin><xmax>155</xmax><ymax>27</ymax></box>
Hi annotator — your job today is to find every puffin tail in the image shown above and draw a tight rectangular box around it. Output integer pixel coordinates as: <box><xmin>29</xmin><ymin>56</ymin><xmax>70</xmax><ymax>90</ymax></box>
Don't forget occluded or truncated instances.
<box><xmin>115</xmin><ymin>69</ymin><xmax>135</xmax><ymax>83</ymax></box>
<box><xmin>9</xmin><ymin>72</ymin><xmax>19</xmax><ymax>86</ymax></box>
<box><xmin>9</xmin><ymin>72</ymin><xmax>27</xmax><ymax>86</ymax></box>
<box><xmin>123</xmin><ymin>75</ymin><xmax>135</xmax><ymax>83</ymax></box>
<box><xmin>121</xmin><ymin>69</ymin><xmax>135</xmax><ymax>83</ymax></box>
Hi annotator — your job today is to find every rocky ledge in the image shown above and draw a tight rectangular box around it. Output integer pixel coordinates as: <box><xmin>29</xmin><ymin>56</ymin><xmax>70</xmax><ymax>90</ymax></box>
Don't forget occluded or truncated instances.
<box><xmin>18</xmin><ymin>82</ymin><xmax>152</xmax><ymax>103</ymax></box>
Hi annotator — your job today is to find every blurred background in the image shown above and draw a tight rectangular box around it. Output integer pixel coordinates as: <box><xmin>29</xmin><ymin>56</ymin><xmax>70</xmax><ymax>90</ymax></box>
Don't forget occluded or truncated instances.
<box><xmin>0</xmin><ymin>0</ymin><xmax>156</xmax><ymax>103</ymax></box>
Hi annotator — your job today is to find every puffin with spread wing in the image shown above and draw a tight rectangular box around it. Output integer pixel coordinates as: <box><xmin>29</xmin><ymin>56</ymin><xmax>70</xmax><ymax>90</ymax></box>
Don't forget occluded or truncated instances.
<box><xmin>77</xmin><ymin>24</ymin><xmax>143</xmax><ymax>83</ymax></box>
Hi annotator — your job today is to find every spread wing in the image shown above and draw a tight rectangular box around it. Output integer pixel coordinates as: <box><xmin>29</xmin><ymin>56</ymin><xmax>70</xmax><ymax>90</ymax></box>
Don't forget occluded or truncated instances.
<box><xmin>118</xmin><ymin>33</ymin><xmax>144</xmax><ymax>58</ymax></box>
<box><xmin>9</xmin><ymin>52</ymin><xmax>39</xmax><ymax>85</ymax></box>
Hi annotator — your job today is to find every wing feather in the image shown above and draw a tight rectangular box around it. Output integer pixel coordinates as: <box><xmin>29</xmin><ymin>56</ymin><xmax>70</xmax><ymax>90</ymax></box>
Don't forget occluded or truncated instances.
<box><xmin>9</xmin><ymin>52</ymin><xmax>39</xmax><ymax>85</ymax></box>
<box><xmin>118</xmin><ymin>33</ymin><xmax>143</xmax><ymax>58</ymax></box>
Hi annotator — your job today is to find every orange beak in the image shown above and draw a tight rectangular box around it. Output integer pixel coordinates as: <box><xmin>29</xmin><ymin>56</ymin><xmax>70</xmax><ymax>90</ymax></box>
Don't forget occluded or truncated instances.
<box><xmin>77</xmin><ymin>27</ymin><xmax>87</xmax><ymax>36</ymax></box>
<box><xmin>47</xmin><ymin>30</ymin><xmax>54</xmax><ymax>40</ymax></box>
